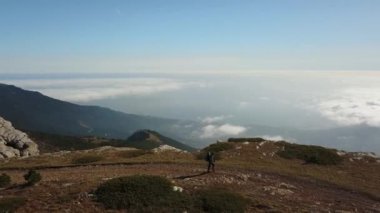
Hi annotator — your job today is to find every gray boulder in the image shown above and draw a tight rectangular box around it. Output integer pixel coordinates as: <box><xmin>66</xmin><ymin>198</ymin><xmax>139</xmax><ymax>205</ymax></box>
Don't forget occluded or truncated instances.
<box><xmin>0</xmin><ymin>116</ymin><xmax>39</xmax><ymax>159</ymax></box>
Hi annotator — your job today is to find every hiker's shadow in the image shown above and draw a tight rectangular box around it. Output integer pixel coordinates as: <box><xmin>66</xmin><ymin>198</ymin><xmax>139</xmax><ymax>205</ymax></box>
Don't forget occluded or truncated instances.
<box><xmin>174</xmin><ymin>172</ymin><xmax>208</xmax><ymax>180</ymax></box>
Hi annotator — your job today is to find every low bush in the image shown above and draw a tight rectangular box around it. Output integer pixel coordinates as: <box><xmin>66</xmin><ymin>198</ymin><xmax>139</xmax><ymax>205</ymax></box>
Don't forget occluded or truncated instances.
<box><xmin>277</xmin><ymin>143</ymin><xmax>343</xmax><ymax>165</ymax></box>
<box><xmin>117</xmin><ymin>150</ymin><xmax>151</xmax><ymax>159</ymax></box>
<box><xmin>228</xmin><ymin>137</ymin><xmax>265</xmax><ymax>143</ymax></box>
<box><xmin>195</xmin><ymin>188</ymin><xmax>249</xmax><ymax>213</ymax></box>
<box><xmin>24</xmin><ymin>170</ymin><xmax>42</xmax><ymax>186</ymax></box>
<box><xmin>0</xmin><ymin>197</ymin><xmax>26</xmax><ymax>212</ymax></box>
<box><xmin>71</xmin><ymin>155</ymin><xmax>103</xmax><ymax>164</ymax></box>
<box><xmin>0</xmin><ymin>173</ymin><xmax>11</xmax><ymax>188</ymax></box>
<box><xmin>95</xmin><ymin>175</ymin><xmax>191</xmax><ymax>211</ymax></box>
<box><xmin>204</xmin><ymin>142</ymin><xmax>234</xmax><ymax>153</ymax></box>
<box><xmin>197</xmin><ymin>142</ymin><xmax>234</xmax><ymax>160</ymax></box>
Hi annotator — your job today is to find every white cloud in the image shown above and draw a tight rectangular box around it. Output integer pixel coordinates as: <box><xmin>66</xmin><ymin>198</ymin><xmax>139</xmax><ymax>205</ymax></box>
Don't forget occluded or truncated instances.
<box><xmin>319</xmin><ymin>87</ymin><xmax>380</xmax><ymax>127</ymax></box>
<box><xmin>238</xmin><ymin>101</ymin><xmax>250</xmax><ymax>108</ymax></box>
<box><xmin>201</xmin><ymin>115</ymin><xmax>228</xmax><ymax>124</ymax></box>
<box><xmin>260</xmin><ymin>135</ymin><xmax>285</xmax><ymax>141</ymax></box>
<box><xmin>259</xmin><ymin>97</ymin><xmax>270</xmax><ymax>101</ymax></box>
<box><xmin>3</xmin><ymin>78</ymin><xmax>203</xmax><ymax>102</ymax></box>
<box><xmin>199</xmin><ymin>123</ymin><xmax>247</xmax><ymax>139</ymax></box>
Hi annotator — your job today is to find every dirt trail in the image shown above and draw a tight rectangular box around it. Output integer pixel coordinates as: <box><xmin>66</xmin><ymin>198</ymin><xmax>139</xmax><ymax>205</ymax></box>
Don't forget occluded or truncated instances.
<box><xmin>1</xmin><ymin>163</ymin><xmax>379</xmax><ymax>212</ymax></box>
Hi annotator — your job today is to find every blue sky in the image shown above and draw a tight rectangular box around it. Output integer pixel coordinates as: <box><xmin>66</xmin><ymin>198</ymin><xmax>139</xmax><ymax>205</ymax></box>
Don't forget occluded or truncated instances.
<box><xmin>1</xmin><ymin>1</ymin><xmax>380</xmax><ymax>152</ymax></box>
<box><xmin>1</xmin><ymin>0</ymin><xmax>379</xmax><ymax>73</ymax></box>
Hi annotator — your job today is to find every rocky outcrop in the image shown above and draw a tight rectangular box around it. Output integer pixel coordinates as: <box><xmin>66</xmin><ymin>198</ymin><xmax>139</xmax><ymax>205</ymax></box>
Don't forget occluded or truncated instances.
<box><xmin>152</xmin><ymin>144</ymin><xmax>185</xmax><ymax>153</ymax></box>
<box><xmin>0</xmin><ymin>116</ymin><xmax>39</xmax><ymax>159</ymax></box>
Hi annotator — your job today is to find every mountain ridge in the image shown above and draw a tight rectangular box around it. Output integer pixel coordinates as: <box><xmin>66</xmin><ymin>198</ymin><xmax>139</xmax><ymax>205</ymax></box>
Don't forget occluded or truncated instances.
<box><xmin>125</xmin><ymin>129</ymin><xmax>194</xmax><ymax>151</ymax></box>
<box><xmin>0</xmin><ymin>83</ymin><xmax>182</xmax><ymax>140</ymax></box>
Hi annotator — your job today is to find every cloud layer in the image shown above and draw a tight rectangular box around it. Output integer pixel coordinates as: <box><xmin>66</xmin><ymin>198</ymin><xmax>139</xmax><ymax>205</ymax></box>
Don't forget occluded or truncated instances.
<box><xmin>201</xmin><ymin>115</ymin><xmax>229</xmax><ymax>124</ymax></box>
<box><xmin>319</xmin><ymin>88</ymin><xmax>380</xmax><ymax>127</ymax></box>
<box><xmin>260</xmin><ymin>135</ymin><xmax>285</xmax><ymax>141</ymax></box>
<box><xmin>3</xmin><ymin>78</ymin><xmax>204</xmax><ymax>102</ymax></box>
<box><xmin>199</xmin><ymin>123</ymin><xmax>247</xmax><ymax>139</ymax></box>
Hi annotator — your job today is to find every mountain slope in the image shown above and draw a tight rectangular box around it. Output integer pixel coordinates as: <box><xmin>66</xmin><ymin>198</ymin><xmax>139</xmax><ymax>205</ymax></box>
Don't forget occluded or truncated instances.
<box><xmin>27</xmin><ymin>130</ymin><xmax>194</xmax><ymax>153</ymax></box>
<box><xmin>0</xmin><ymin>83</ymin><xmax>187</xmax><ymax>144</ymax></box>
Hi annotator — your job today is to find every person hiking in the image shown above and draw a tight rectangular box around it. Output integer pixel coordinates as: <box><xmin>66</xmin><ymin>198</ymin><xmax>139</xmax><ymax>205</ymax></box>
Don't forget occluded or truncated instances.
<box><xmin>206</xmin><ymin>151</ymin><xmax>215</xmax><ymax>173</ymax></box>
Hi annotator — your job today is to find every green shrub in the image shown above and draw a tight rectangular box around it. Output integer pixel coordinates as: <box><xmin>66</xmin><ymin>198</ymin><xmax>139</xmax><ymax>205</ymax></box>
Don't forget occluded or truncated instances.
<box><xmin>277</xmin><ymin>143</ymin><xmax>343</xmax><ymax>165</ymax></box>
<box><xmin>24</xmin><ymin>170</ymin><xmax>41</xmax><ymax>186</ymax></box>
<box><xmin>0</xmin><ymin>197</ymin><xmax>26</xmax><ymax>212</ymax></box>
<box><xmin>228</xmin><ymin>138</ymin><xmax>265</xmax><ymax>143</ymax></box>
<box><xmin>71</xmin><ymin>155</ymin><xmax>103</xmax><ymax>164</ymax></box>
<box><xmin>0</xmin><ymin>173</ymin><xmax>11</xmax><ymax>188</ymax></box>
<box><xmin>197</xmin><ymin>142</ymin><xmax>234</xmax><ymax>160</ymax></box>
<box><xmin>117</xmin><ymin>150</ymin><xmax>151</xmax><ymax>159</ymax></box>
<box><xmin>95</xmin><ymin>175</ymin><xmax>191</xmax><ymax>211</ymax></box>
<box><xmin>204</xmin><ymin>142</ymin><xmax>234</xmax><ymax>153</ymax></box>
<box><xmin>195</xmin><ymin>188</ymin><xmax>248</xmax><ymax>213</ymax></box>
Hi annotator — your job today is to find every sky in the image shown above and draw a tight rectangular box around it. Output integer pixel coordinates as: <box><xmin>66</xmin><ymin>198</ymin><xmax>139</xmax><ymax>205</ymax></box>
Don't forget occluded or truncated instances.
<box><xmin>1</xmin><ymin>1</ymin><xmax>380</xmax><ymax>152</ymax></box>
<box><xmin>1</xmin><ymin>0</ymin><xmax>380</xmax><ymax>73</ymax></box>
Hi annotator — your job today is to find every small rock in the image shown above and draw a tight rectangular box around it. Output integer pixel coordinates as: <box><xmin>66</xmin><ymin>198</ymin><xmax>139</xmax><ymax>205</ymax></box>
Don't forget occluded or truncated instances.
<box><xmin>102</xmin><ymin>177</ymin><xmax>113</xmax><ymax>181</ymax></box>
<box><xmin>62</xmin><ymin>183</ymin><xmax>74</xmax><ymax>187</ymax></box>
<box><xmin>278</xmin><ymin>182</ymin><xmax>297</xmax><ymax>190</ymax></box>
<box><xmin>276</xmin><ymin>188</ymin><xmax>294</xmax><ymax>196</ymax></box>
<box><xmin>173</xmin><ymin>186</ymin><xmax>183</xmax><ymax>192</ymax></box>
<box><xmin>336</xmin><ymin>151</ymin><xmax>347</xmax><ymax>156</ymax></box>
<box><xmin>263</xmin><ymin>186</ymin><xmax>294</xmax><ymax>196</ymax></box>
<box><xmin>259</xmin><ymin>141</ymin><xmax>266</xmax><ymax>147</ymax></box>
<box><xmin>153</xmin><ymin>145</ymin><xmax>185</xmax><ymax>153</ymax></box>
<box><xmin>237</xmin><ymin>174</ymin><xmax>250</xmax><ymax>181</ymax></box>
<box><xmin>0</xmin><ymin>117</ymin><xmax>39</xmax><ymax>159</ymax></box>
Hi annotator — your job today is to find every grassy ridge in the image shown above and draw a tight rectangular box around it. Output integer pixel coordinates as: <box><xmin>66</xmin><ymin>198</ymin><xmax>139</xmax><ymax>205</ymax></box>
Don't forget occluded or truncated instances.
<box><xmin>276</xmin><ymin>142</ymin><xmax>343</xmax><ymax>165</ymax></box>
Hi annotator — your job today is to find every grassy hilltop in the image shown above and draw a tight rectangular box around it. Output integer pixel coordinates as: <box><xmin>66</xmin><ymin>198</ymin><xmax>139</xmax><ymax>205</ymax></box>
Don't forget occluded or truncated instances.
<box><xmin>0</xmin><ymin>137</ymin><xmax>379</xmax><ymax>212</ymax></box>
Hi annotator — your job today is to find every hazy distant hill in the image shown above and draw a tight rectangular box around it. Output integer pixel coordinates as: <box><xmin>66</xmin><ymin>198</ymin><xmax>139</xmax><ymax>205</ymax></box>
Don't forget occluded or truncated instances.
<box><xmin>28</xmin><ymin>129</ymin><xmax>194</xmax><ymax>153</ymax></box>
<box><xmin>125</xmin><ymin>129</ymin><xmax>194</xmax><ymax>150</ymax></box>
<box><xmin>0</xmin><ymin>83</ymin><xmax>185</xmax><ymax>141</ymax></box>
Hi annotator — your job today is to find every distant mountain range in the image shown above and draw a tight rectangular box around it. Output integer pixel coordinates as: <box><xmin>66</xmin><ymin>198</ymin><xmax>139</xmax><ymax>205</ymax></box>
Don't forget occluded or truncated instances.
<box><xmin>0</xmin><ymin>83</ymin><xmax>180</xmax><ymax>137</ymax></box>
<box><xmin>0</xmin><ymin>83</ymin><xmax>195</xmax><ymax>147</ymax></box>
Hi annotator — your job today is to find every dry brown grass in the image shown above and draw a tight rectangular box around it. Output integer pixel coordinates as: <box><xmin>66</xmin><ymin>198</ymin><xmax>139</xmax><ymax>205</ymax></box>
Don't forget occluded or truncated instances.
<box><xmin>216</xmin><ymin>141</ymin><xmax>380</xmax><ymax>199</ymax></box>
<box><xmin>0</xmin><ymin>142</ymin><xmax>379</xmax><ymax>204</ymax></box>
<box><xmin>0</xmin><ymin>149</ymin><xmax>196</xmax><ymax>170</ymax></box>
